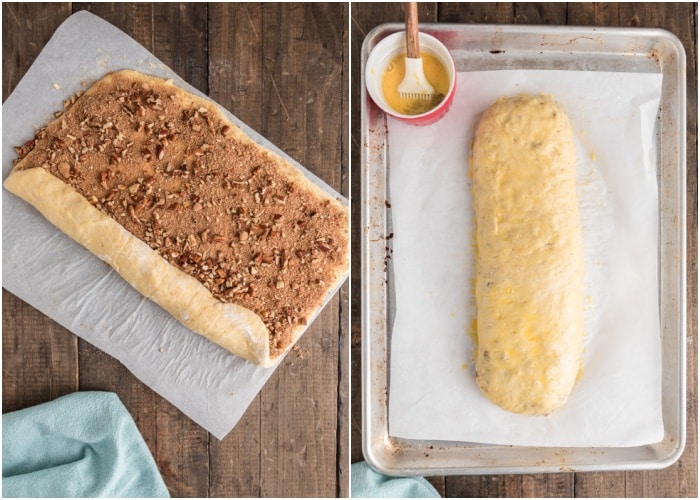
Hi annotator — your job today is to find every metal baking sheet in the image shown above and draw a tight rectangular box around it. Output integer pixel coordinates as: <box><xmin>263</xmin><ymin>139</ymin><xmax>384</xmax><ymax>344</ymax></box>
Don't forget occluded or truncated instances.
<box><xmin>361</xmin><ymin>23</ymin><xmax>686</xmax><ymax>475</ymax></box>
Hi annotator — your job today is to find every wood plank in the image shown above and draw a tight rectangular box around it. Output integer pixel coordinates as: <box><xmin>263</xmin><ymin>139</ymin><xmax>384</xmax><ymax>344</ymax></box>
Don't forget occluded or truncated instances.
<box><xmin>2</xmin><ymin>290</ymin><xmax>78</xmax><ymax>413</ymax></box>
<box><xmin>2</xmin><ymin>2</ymin><xmax>72</xmax><ymax>101</ymax></box>
<box><xmin>261</xmin><ymin>319</ymin><xmax>339</xmax><ymax>497</ymax></box>
<box><xmin>144</xmin><ymin>4</ymin><xmax>213</xmax><ymax>497</ymax></box>
<box><xmin>677</xmin><ymin>2</ymin><xmax>698</xmax><ymax>498</ymax></box>
<box><xmin>447</xmin><ymin>473</ymin><xmax>575</xmax><ymax>498</ymax></box>
<box><xmin>350</xmin><ymin>324</ymin><xmax>362</xmax><ymax>464</ymax></box>
<box><xmin>152</xmin><ymin>3</ymin><xmax>209</xmax><ymax>95</ymax></box>
<box><xmin>256</xmin><ymin>4</ymin><xmax>345</xmax><ymax>493</ymax></box>
<box><xmin>206</xmin><ymin>4</ymin><xmax>264</xmax><ymax>496</ymax></box>
<box><xmin>68</xmin><ymin>4</ymin><xmax>212</xmax><ymax>497</ymax></box>
<box><xmin>337</xmin><ymin>281</ymin><xmax>351</xmax><ymax>498</ymax></box>
<box><xmin>447</xmin><ymin>475</ymin><xmax>508</xmax><ymax>497</ymax></box>
<box><xmin>522</xmin><ymin>473</ymin><xmax>574</xmax><ymax>497</ymax></box>
<box><xmin>212</xmin><ymin>3</ymin><xmax>265</xmax><ymax>133</ymax></box>
<box><xmin>2</xmin><ymin>4</ymin><xmax>77</xmax><ymax>413</ymax></box>
<box><xmin>683</xmin><ymin>2</ymin><xmax>699</xmax><ymax>499</ymax></box>
<box><xmin>209</xmin><ymin>404</ymin><xmax>263</xmax><ymax>497</ymax></box>
<box><xmin>513</xmin><ymin>2</ymin><xmax>567</xmax><ymax>25</ymax></box>
<box><xmin>207</xmin><ymin>3</ymin><xmax>346</xmax><ymax>497</ymax></box>
<box><xmin>337</xmin><ymin>2</ymin><xmax>351</xmax><ymax>496</ymax></box>
<box><xmin>574</xmin><ymin>472</ymin><xmax>626</xmax><ymax>497</ymax></box>
<box><xmin>439</xmin><ymin>2</ymin><xmax>515</xmax><ymax>24</ymax></box>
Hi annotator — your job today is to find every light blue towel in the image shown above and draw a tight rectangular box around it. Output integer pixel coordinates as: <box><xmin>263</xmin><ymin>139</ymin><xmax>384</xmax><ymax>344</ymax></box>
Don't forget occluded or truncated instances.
<box><xmin>351</xmin><ymin>461</ymin><xmax>441</xmax><ymax>498</ymax></box>
<box><xmin>3</xmin><ymin>391</ymin><xmax>169</xmax><ymax>498</ymax></box>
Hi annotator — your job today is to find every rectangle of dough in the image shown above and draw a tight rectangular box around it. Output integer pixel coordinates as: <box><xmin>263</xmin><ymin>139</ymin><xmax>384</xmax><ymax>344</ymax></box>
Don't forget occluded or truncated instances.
<box><xmin>471</xmin><ymin>94</ymin><xmax>584</xmax><ymax>415</ymax></box>
<box><xmin>4</xmin><ymin>70</ymin><xmax>348</xmax><ymax>367</ymax></box>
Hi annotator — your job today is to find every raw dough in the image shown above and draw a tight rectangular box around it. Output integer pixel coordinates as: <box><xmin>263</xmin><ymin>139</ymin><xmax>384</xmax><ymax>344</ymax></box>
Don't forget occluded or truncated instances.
<box><xmin>5</xmin><ymin>70</ymin><xmax>348</xmax><ymax>367</ymax></box>
<box><xmin>471</xmin><ymin>94</ymin><xmax>584</xmax><ymax>415</ymax></box>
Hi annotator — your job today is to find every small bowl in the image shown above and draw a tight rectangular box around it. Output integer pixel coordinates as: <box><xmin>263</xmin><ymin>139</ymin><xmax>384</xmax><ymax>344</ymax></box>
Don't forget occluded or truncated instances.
<box><xmin>365</xmin><ymin>31</ymin><xmax>457</xmax><ymax>126</ymax></box>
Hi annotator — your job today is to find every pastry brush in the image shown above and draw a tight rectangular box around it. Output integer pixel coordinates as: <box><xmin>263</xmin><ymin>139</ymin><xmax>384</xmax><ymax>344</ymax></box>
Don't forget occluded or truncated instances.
<box><xmin>398</xmin><ymin>2</ymin><xmax>435</xmax><ymax>101</ymax></box>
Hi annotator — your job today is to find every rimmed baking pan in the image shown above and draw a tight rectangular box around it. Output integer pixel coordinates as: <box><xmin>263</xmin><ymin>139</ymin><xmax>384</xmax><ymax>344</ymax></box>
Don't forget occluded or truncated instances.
<box><xmin>361</xmin><ymin>23</ymin><xmax>686</xmax><ymax>475</ymax></box>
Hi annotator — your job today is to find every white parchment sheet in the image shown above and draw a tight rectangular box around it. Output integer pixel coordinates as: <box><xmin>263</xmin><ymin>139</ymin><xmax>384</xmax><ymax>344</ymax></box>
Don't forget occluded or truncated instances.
<box><xmin>387</xmin><ymin>70</ymin><xmax>664</xmax><ymax>447</ymax></box>
<box><xmin>2</xmin><ymin>12</ymin><xmax>347</xmax><ymax>439</ymax></box>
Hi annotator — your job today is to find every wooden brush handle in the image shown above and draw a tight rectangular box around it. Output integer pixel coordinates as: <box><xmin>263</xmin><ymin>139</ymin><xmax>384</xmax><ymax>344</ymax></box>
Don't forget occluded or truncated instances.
<box><xmin>404</xmin><ymin>2</ymin><xmax>420</xmax><ymax>58</ymax></box>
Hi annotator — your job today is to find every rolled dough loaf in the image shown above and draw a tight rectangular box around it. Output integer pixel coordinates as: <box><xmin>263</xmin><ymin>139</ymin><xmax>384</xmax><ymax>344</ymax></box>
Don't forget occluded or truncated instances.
<box><xmin>471</xmin><ymin>94</ymin><xmax>584</xmax><ymax>415</ymax></box>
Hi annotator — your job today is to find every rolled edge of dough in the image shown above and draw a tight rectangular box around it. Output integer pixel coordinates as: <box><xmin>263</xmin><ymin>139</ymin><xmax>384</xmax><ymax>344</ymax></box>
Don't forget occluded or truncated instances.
<box><xmin>5</xmin><ymin>167</ymin><xmax>275</xmax><ymax>366</ymax></box>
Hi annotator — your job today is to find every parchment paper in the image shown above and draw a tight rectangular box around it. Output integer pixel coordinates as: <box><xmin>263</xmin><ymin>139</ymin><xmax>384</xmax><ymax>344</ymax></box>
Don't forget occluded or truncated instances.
<box><xmin>2</xmin><ymin>11</ymin><xmax>347</xmax><ymax>439</ymax></box>
<box><xmin>387</xmin><ymin>69</ymin><xmax>664</xmax><ymax>447</ymax></box>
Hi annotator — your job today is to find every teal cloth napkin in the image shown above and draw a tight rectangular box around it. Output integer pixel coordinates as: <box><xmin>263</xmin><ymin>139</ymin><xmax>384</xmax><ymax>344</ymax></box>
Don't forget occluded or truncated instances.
<box><xmin>351</xmin><ymin>461</ymin><xmax>441</xmax><ymax>498</ymax></box>
<box><xmin>3</xmin><ymin>391</ymin><xmax>169</xmax><ymax>498</ymax></box>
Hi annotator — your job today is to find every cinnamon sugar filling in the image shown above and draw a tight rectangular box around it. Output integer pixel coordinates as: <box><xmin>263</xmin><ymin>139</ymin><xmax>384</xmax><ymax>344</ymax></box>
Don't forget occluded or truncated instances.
<box><xmin>14</xmin><ymin>74</ymin><xmax>348</xmax><ymax>357</ymax></box>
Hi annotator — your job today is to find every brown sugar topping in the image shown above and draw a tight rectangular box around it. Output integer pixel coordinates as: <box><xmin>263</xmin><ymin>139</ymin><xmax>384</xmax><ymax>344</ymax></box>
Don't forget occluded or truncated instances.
<box><xmin>15</xmin><ymin>74</ymin><xmax>348</xmax><ymax>357</ymax></box>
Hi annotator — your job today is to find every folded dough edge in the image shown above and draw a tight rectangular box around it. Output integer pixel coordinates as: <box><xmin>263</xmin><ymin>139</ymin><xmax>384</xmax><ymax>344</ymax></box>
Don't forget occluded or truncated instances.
<box><xmin>4</xmin><ymin>166</ymin><xmax>274</xmax><ymax>366</ymax></box>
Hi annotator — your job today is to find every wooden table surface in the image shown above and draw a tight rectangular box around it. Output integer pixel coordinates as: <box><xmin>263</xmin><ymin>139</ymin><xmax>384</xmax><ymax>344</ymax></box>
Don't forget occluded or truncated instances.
<box><xmin>350</xmin><ymin>2</ymin><xmax>697</xmax><ymax>498</ymax></box>
<box><xmin>3</xmin><ymin>3</ymin><xmax>348</xmax><ymax>498</ymax></box>
<box><xmin>3</xmin><ymin>2</ymin><xmax>697</xmax><ymax>498</ymax></box>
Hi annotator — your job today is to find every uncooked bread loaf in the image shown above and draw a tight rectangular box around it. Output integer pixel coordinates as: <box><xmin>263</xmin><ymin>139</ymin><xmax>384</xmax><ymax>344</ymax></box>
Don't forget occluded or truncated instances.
<box><xmin>471</xmin><ymin>94</ymin><xmax>584</xmax><ymax>415</ymax></box>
